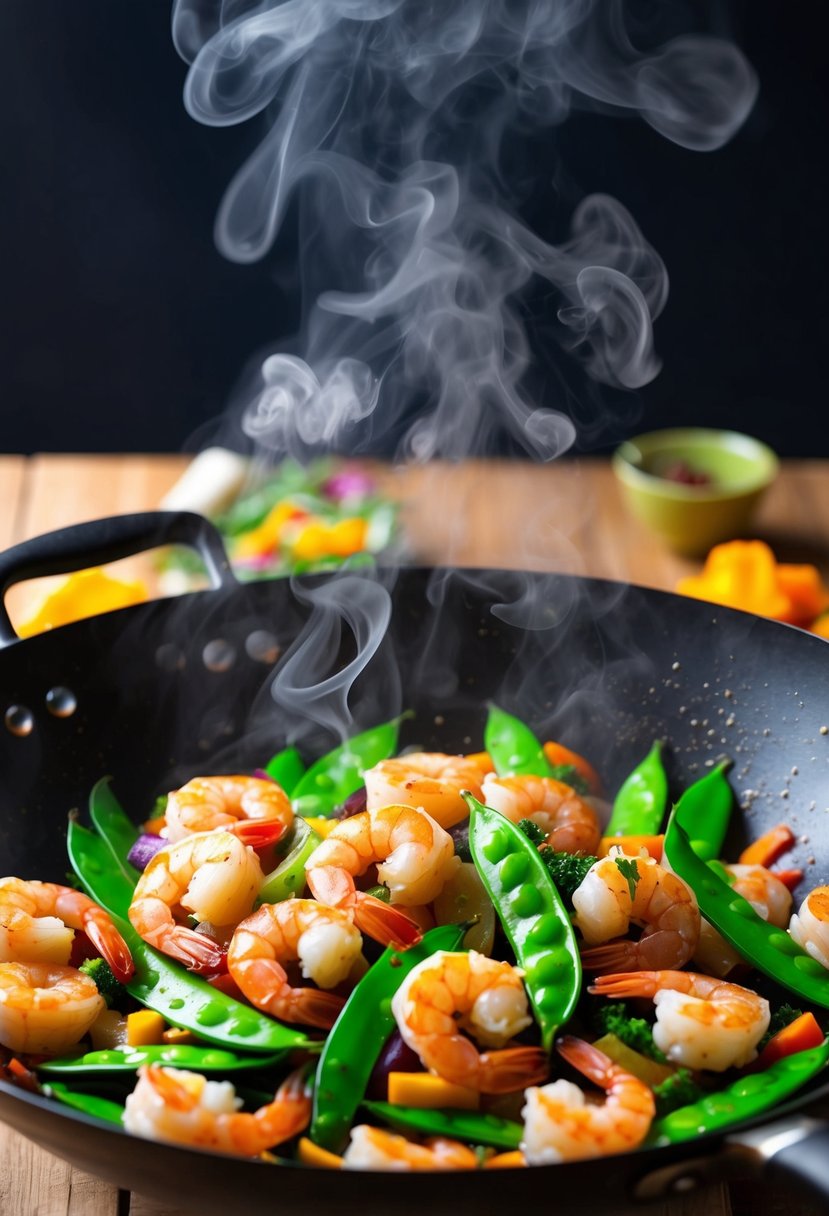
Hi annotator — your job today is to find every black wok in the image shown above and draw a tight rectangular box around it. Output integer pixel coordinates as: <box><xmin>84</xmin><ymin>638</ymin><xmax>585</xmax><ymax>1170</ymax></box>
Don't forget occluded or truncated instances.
<box><xmin>1</xmin><ymin>511</ymin><xmax>828</xmax><ymax>1213</ymax></box>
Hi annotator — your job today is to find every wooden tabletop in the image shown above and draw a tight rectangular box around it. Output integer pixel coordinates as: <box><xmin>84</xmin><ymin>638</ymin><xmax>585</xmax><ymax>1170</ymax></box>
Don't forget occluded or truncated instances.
<box><xmin>1</xmin><ymin>452</ymin><xmax>827</xmax><ymax>1216</ymax></box>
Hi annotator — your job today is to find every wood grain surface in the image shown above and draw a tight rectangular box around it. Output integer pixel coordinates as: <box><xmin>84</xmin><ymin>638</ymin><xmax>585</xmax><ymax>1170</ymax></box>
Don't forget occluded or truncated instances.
<box><xmin>1</xmin><ymin>453</ymin><xmax>828</xmax><ymax>1215</ymax></box>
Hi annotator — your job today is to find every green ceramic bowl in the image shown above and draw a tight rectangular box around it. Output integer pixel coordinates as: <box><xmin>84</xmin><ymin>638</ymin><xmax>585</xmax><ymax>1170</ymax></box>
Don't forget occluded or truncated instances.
<box><xmin>612</xmin><ymin>428</ymin><xmax>779</xmax><ymax>557</ymax></box>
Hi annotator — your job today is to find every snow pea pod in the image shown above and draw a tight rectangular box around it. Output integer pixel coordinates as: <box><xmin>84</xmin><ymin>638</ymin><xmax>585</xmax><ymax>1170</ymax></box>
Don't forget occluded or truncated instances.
<box><xmin>89</xmin><ymin>778</ymin><xmax>140</xmax><ymax>883</ymax></box>
<box><xmin>671</xmin><ymin>759</ymin><xmax>734</xmax><ymax>862</ymax></box>
<box><xmin>485</xmin><ymin>705</ymin><xmax>553</xmax><ymax>778</ymax></box>
<box><xmin>39</xmin><ymin>1044</ymin><xmax>286</xmax><ymax>1076</ymax></box>
<box><xmin>361</xmin><ymin>1100</ymin><xmax>523</xmax><ymax>1151</ymax></box>
<box><xmin>258</xmin><ymin>816</ymin><xmax>322</xmax><ymax>905</ymax></box>
<box><xmin>291</xmin><ymin>715</ymin><xmax>406</xmax><ymax>818</ymax></box>
<box><xmin>664</xmin><ymin>817</ymin><xmax>829</xmax><ymax>1009</ymax></box>
<box><xmin>45</xmin><ymin>1082</ymin><xmax>125</xmax><ymax>1126</ymax></box>
<box><xmin>466</xmin><ymin>794</ymin><xmax>581</xmax><ymax>1051</ymax></box>
<box><xmin>67</xmin><ymin>818</ymin><xmax>312</xmax><ymax>1052</ymax></box>
<box><xmin>606</xmin><ymin>741</ymin><xmax>668</xmax><ymax>836</ymax></box>
<box><xmin>650</xmin><ymin>1039</ymin><xmax>829</xmax><ymax>1145</ymax></box>
<box><xmin>310</xmin><ymin>922</ymin><xmax>467</xmax><ymax>1152</ymax></box>
<box><xmin>264</xmin><ymin>746</ymin><xmax>306</xmax><ymax>793</ymax></box>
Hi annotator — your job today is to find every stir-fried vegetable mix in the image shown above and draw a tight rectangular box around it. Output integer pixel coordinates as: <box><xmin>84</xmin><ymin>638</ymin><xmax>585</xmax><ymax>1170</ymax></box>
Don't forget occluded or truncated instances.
<box><xmin>1</xmin><ymin>707</ymin><xmax>828</xmax><ymax>1170</ymax></box>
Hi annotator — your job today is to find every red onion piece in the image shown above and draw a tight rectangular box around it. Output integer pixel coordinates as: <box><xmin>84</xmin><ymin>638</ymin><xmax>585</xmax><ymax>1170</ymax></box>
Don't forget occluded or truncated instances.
<box><xmin>252</xmin><ymin>768</ymin><xmax>275</xmax><ymax>782</ymax></box>
<box><xmin>335</xmin><ymin>786</ymin><xmax>368</xmax><ymax>819</ymax></box>
<box><xmin>127</xmin><ymin>833</ymin><xmax>166</xmax><ymax>870</ymax></box>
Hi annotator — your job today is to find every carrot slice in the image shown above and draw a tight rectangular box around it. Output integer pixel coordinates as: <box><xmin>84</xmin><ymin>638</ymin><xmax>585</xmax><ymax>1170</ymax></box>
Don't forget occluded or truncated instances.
<box><xmin>598</xmin><ymin>835</ymin><xmax>664</xmax><ymax>862</ymax></box>
<box><xmin>738</xmin><ymin>824</ymin><xmax>796</xmax><ymax>868</ymax></box>
<box><xmin>543</xmin><ymin>742</ymin><xmax>602</xmax><ymax>794</ymax></box>
<box><xmin>771</xmin><ymin>867</ymin><xmax>803</xmax><ymax>892</ymax></box>
<box><xmin>755</xmin><ymin>1013</ymin><xmax>825</xmax><ymax>1070</ymax></box>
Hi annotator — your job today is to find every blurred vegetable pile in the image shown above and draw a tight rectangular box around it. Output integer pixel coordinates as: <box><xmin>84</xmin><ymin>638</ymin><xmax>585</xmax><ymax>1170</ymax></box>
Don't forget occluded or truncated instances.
<box><xmin>677</xmin><ymin>540</ymin><xmax>829</xmax><ymax>637</ymax></box>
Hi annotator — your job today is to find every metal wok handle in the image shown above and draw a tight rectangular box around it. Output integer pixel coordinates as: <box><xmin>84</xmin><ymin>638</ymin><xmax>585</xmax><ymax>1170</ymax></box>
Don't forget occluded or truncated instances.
<box><xmin>0</xmin><ymin>510</ymin><xmax>237</xmax><ymax>647</ymax></box>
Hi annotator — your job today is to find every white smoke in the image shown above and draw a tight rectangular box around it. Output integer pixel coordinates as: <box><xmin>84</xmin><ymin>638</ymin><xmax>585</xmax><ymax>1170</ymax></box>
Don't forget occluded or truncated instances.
<box><xmin>171</xmin><ymin>0</ymin><xmax>757</xmax><ymax>463</ymax></box>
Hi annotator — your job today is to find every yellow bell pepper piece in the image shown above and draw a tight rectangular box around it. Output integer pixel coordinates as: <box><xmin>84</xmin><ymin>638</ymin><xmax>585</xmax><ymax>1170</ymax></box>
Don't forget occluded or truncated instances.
<box><xmin>297</xmin><ymin>1137</ymin><xmax>343</xmax><ymax>1169</ymax></box>
<box><xmin>387</xmin><ymin>1072</ymin><xmax>480</xmax><ymax>1110</ymax></box>
<box><xmin>591</xmin><ymin>1033</ymin><xmax>674</xmax><ymax>1088</ymax></box>
<box><xmin>233</xmin><ymin>501</ymin><xmax>306</xmax><ymax>559</ymax></box>
<box><xmin>484</xmin><ymin>1150</ymin><xmax>526</xmax><ymax>1169</ymax></box>
<box><xmin>161</xmin><ymin>1026</ymin><xmax>197</xmax><ymax>1046</ymax></box>
<box><xmin>301</xmin><ymin>816</ymin><xmax>339</xmax><ymax>838</ymax></box>
<box><xmin>677</xmin><ymin>540</ymin><xmax>791</xmax><ymax>619</ymax></box>
<box><xmin>126</xmin><ymin>1010</ymin><xmax>167</xmax><ymax>1047</ymax></box>
<box><xmin>18</xmin><ymin>568</ymin><xmax>147</xmax><ymax>637</ymax></box>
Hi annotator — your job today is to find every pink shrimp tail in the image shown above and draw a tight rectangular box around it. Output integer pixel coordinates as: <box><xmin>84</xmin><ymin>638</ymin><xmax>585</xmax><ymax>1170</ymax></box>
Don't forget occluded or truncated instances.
<box><xmin>556</xmin><ymin>1035</ymin><xmax>619</xmax><ymax>1089</ymax></box>
<box><xmin>230</xmin><ymin>821</ymin><xmax>287</xmax><ymax>849</ymax></box>
<box><xmin>580</xmin><ymin>940</ymin><xmax>639</xmax><ymax>972</ymax></box>
<box><xmin>287</xmin><ymin>987</ymin><xmax>346</xmax><ymax>1030</ymax></box>
<box><xmin>162</xmin><ymin>926</ymin><xmax>227</xmax><ymax>974</ymax></box>
<box><xmin>85</xmin><ymin>920</ymin><xmax>135</xmax><ymax>983</ymax></box>
<box><xmin>478</xmin><ymin>1045</ymin><xmax>549</xmax><ymax>1094</ymax></box>
<box><xmin>353</xmin><ymin>893</ymin><xmax>422</xmax><ymax>950</ymax></box>
<box><xmin>588</xmin><ymin>971</ymin><xmax>669</xmax><ymax>1000</ymax></box>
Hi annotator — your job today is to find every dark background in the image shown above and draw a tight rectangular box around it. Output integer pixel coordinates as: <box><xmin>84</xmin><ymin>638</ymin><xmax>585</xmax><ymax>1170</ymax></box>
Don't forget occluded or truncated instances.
<box><xmin>0</xmin><ymin>1</ymin><xmax>826</xmax><ymax>456</ymax></box>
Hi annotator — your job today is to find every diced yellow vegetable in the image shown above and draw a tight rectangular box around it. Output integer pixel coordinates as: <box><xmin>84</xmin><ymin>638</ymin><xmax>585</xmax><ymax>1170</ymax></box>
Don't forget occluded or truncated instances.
<box><xmin>297</xmin><ymin>1137</ymin><xmax>343</xmax><ymax>1169</ymax></box>
<box><xmin>126</xmin><ymin>1010</ymin><xmax>167</xmax><ymax>1047</ymax></box>
<box><xmin>162</xmin><ymin>1026</ymin><xmax>197</xmax><ymax>1046</ymax></box>
<box><xmin>387</xmin><ymin>1072</ymin><xmax>480</xmax><ymax>1110</ymax></box>
<box><xmin>592</xmin><ymin>1033</ymin><xmax>674</xmax><ymax>1087</ymax></box>
<box><xmin>484</xmin><ymin>1151</ymin><xmax>526</xmax><ymax>1169</ymax></box>
<box><xmin>301</xmin><ymin>816</ymin><xmax>340</xmax><ymax>838</ymax></box>
<box><xmin>18</xmin><ymin>568</ymin><xmax>147</xmax><ymax>637</ymax></box>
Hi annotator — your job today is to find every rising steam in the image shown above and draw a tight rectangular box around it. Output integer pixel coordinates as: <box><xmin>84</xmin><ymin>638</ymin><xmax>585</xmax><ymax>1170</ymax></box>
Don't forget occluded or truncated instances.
<box><xmin>172</xmin><ymin>0</ymin><xmax>757</xmax><ymax>463</ymax></box>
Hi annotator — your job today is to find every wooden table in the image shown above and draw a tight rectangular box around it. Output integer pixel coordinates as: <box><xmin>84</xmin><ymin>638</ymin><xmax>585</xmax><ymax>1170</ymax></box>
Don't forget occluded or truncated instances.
<box><xmin>1</xmin><ymin>453</ymin><xmax>827</xmax><ymax>1216</ymax></box>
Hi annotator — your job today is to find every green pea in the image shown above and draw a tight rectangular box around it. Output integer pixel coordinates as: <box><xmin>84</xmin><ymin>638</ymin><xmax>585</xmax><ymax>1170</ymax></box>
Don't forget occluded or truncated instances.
<box><xmin>467</xmin><ymin>794</ymin><xmax>581</xmax><ymax>1052</ymax></box>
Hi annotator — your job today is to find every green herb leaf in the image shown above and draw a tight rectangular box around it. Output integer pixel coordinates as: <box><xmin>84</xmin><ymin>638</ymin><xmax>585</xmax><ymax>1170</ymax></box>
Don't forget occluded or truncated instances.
<box><xmin>615</xmin><ymin>857</ymin><xmax>641</xmax><ymax>901</ymax></box>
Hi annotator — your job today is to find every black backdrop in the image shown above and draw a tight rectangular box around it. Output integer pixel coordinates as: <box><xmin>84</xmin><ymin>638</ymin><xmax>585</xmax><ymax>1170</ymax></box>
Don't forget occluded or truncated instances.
<box><xmin>0</xmin><ymin>1</ymin><xmax>826</xmax><ymax>456</ymax></box>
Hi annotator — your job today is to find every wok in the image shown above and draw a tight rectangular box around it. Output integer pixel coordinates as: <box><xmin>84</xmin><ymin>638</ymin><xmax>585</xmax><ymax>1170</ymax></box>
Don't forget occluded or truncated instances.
<box><xmin>1</xmin><ymin>510</ymin><xmax>828</xmax><ymax>1213</ymax></box>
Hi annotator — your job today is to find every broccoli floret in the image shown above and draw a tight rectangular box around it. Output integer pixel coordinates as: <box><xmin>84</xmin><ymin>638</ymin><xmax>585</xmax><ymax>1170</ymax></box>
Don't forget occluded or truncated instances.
<box><xmin>652</xmin><ymin>1068</ymin><xmax>704</xmax><ymax>1118</ymax></box>
<box><xmin>547</xmin><ymin>763</ymin><xmax>590</xmax><ymax>796</ymax></box>
<box><xmin>758</xmin><ymin>1003</ymin><xmax>804</xmax><ymax>1051</ymax></box>
<box><xmin>517</xmin><ymin>820</ymin><xmax>597</xmax><ymax>906</ymax></box>
<box><xmin>592</xmin><ymin>1001</ymin><xmax>667</xmax><ymax>1063</ymax></box>
<box><xmin>517</xmin><ymin>819</ymin><xmax>546</xmax><ymax>846</ymax></box>
<box><xmin>79</xmin><ymin>957</ymin><xmax>126</xmax><ymax>1009</ymax></box>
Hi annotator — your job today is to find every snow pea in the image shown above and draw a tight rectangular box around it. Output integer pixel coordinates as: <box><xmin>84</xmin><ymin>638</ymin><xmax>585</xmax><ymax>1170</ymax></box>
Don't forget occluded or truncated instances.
<box><xmin>466</xmin><ymin>794</ymin><xmax>581</xmax><ymax>1051</ymax></box>
<box><xmin>664</xmin><ymin>817</ymin><xmax>829</xmax><ymax>1009</ymax></box>
<box><xmin>258</xmin><ymin>816</ymin><xmax>322</xmax><ymax>905</ymax></box>
<box><xmin>39</xmin><ymin>1044</ymin><xmax>287</xmax><ymax>1076</ymax></box>
<box><xmin>671</xmin><ymin>759</ymin><xmax>734</xmax><ymax>862</ymax></box>
<box><xmin>650</xmin><ymin>1039</ymin><xmax>829</xmax><ymax>1145</ymax></box>
<box><xmin>290</xmin><ymin>715</ymin><xmax>406</xmax><ymax>818</ymax></box>
<box><xmin>45</xmin><ymin>1082</ymin><xmax>125</xmax><ymax>1127</ymax></box>
<box><xmin>310</xmin><ymin>922</ymin><xmax>467</xmax><ymax>1152</ymax></box>
<box><xmin>67</xmin><ymin>818</ymin><xmax>312</xmax><ymax>1052</ymax></box>
<box><xmin>89</xmin><ymin>778</ymin><xmax>140</xmax><ymax>883</ymax></box>
<box><xmin>264</xmin><ymin>746</ymin><xmax>306</xmax><ymax>793</ymax></box>
<box><xmin>361</xmin><ymin>1100</ymin><xmax>523</xmax><ymax>1151</ymax></box>
<box><xmin>605</xmin><ymin>741</ymin><xmax>667</xmax><ymax>836</ymax></box>
<box><xmin>485</xmin><ymin>705</ymin><xmax>553</xmax><ymax>778</ymax></box>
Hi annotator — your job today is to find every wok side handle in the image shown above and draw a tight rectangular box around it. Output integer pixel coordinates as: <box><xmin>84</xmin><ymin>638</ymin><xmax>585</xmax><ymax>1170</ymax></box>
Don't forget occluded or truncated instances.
<box><xmin>0</xmin><ymin>511</ymin><xmax>237</xmax><ymax>647</ymax></box>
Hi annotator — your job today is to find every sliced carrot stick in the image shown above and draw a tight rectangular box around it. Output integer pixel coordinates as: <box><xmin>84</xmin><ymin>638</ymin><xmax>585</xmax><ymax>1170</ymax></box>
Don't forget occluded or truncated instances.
<box><xmin>771</xmin><ymin>867</ymin><xmax>803</xmax><ymax>892</ymax></box>
<box><xmin>598</xmin><ymin>835</ymin><xmax>664</xmax><ymax>862</ymax></box>
<box><xmin>738</xmin><ymin>824</ymin><xmax>796</xmax><ymax>868</ymax></box>
<box><xmin>755</xmin><ymin>1013</ymin><xmax>824</xmax><ymax>1070</ymax></box>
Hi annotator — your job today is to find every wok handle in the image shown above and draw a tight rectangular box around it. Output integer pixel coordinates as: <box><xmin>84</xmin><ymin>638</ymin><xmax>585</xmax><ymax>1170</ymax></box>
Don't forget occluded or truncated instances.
<box><xmin>0</xmin><ymin>511</ymin><xmax>237</xmax><ymax>647</ymax></box>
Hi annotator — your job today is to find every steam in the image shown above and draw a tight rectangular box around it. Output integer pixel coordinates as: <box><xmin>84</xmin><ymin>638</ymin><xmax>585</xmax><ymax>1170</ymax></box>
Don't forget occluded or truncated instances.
<box><xmin>172</xmin><ymin>0</ymin><xmax>757</xmax><ymax>463</ymax></box>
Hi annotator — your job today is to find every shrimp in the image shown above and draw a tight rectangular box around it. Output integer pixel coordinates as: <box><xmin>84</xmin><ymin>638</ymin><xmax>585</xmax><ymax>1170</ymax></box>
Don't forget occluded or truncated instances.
<box><xmin>363</xmin><ymin>752</ymin><xmax>491</xmax><ymax>829</ymax></box>
<box><xmin>164</xmin><ymin>775</ymin><xmax>293</xmax><ymax>849</ymax></box>
<box><xmin>124</xmin><ymin>1065</ymin><xmax>311</xmax><ymax>1156</ymax></box>
<box><xmin>0</xmin><ymin>962</ymin><xmax>105</xmax><ymax>1055</ymax></box>
<box><xmin>390</xmin><ymin>950</ymin><xmax>548</xmax><ymax>1093</ymax></box>
<box><xmin>128</xmin><ymin>831</ymin><xmax>264</xmax><ymax>972</ymax></box>
<box><xmin>521</xmin><ymin>1036</ymin><xmax>655</xmax><ymax>1164</ymax></box>
<box><xmin>590</xmin><ymin>970</ymin><xmax>770</xmax><ymax>1071</ymax></box>
<box><xmin>227</xmin><ymin>899</ymin><xmax>362</xmax><ymax>1029</ymax></box>
<box><xmin>572</xmin><ymin>851</ymin><xmax>700</xmax><ymax>972</ymax></box>
<box><xmin>0</xmin><ymin>877</ymin><xmax>133</xmax><ymax>982</ymax></box>
<box><xmin>790</xmin><ymin>885</ymin><xmax>829</xmax><ymax>969</ymax></box>
<box><xmin>694</xmin><ymin>864</ymin><xmax>794</xmax><ymax>977</ymax></box>
<box><xmin>343</xmin><ymin>1125</ymin><xmax>479</xmax><ymax>1171</ymax></box>
<box><xmin>480</xmin><ymin>774</ymin><xmax>601</xmax><ymax>856</ymax></box>
<box><xmin>305</xmin><ymin>805</ymin><xmax>460</xmax><ymax>948</ymax></box>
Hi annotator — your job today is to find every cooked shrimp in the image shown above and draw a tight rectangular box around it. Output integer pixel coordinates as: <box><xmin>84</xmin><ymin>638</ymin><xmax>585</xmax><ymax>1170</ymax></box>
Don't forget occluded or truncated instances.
<box><xmin>124</xmin><ymin>1065</ymin><xmax>311</xmax><ymax>1156</ymax></box>
<box><xmin>591</xmin><ymin>970</ymin><xmax>770</xmax><ymax>1071</ymax></box>
<box><xmin>572</xmin><ymin>851</ymin><xmax>700</xmax><ymax>971</ymax></box>
<box><xmin>227</xmin><ymin>899</ymin><xmax>362</xmax><ymax>1029</ymax></box>
<box><xmin>0</xmin><ymin>961</ymin><xmax>104</xmax><ymax>1055</ymax></box>
<box><xmin>391</xmin><ymin>949</ymin><xmax>547</xmax><ymax>1093</ymax></box>
<box><xmin>164</xmin><ymin>775</ymin><xmax>293</xmax><ymax>848</ymax></box>
<box><xmin>363</xmin><ymin>752</ymin><xmax>490</xmax><ymax>829</ymax></box>
<box><xmin>129</xmin><ymin>831</ymin><xmax>264</xmax><ymax>971</ymax></box>
<box><xmin>481</xmin><ymin>774</ymin><xmax>601</xmax><ymax>856</ymax></box>
<box><xmin>694</xmin><ymin>864</ymin><xmax>794</xmax><ymax>977</ymax></box>
<box><xmin>790</xmin><ymin>885</ymin><xmax>829</xmax><ymax>969</ymax></box>
<box><xmin>306</xmin><ymin>805</ymin><xmax>459</xmax><ymax>948</ymax></box>
<box><xmin>343</xmin><ymin>1125</ymin><xmax>479</xmax><ymax>1171</ymax></box>
<box><xmin>521</xmin><ymin>1036</ymin><xmax>655</xmax><ymax>1163</ymax></box>
<box><xmin>0</xmin><ymin>877</ymin><xmax>133</xmax><ymax>982</ymax></box>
